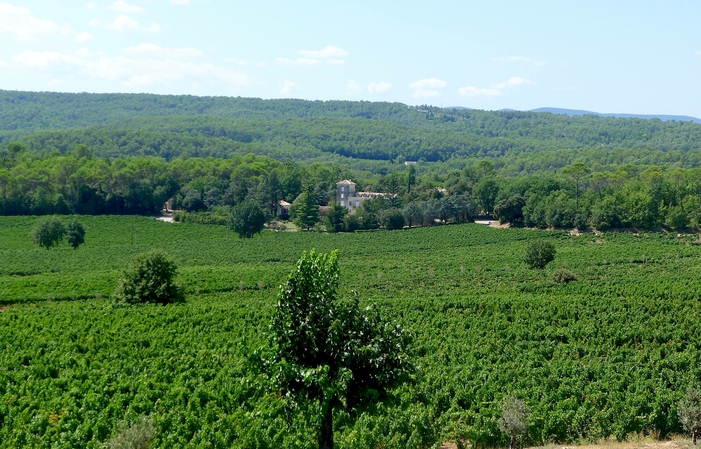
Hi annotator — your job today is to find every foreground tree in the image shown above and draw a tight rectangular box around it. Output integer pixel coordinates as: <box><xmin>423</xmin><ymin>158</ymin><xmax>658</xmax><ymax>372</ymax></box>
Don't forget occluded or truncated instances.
<box><xmin>679</xmin><ymin>386</ymin><xmax>701</xmax><ymax>444</ymax></box>
<box><xmin>66</xmin><ymin>219</ymin><xmax>86</xmax><ymax>249</ymax></box>
<box><xmin>498</xmin><ymin>396</ymin><xmax>530</xmax><ymax>449</ymax></box>
<box><xmin>254</xmin><ymin>250</ymin><xmax>413</xmax><ymax>449</ymax></box>
<box><xmin>31</xmin><ymin>216</ymin><xmax>66</xmax><ymax>250</ymax></box>
<box><xmin>229</xmin><ymin>200</ymin><xmax>266</xmax><ymax>238</ymax></box>
<box><xmin>114</xmin><ymin>249</ymin><xmax>185</xmax><ymax>305</ymax></box>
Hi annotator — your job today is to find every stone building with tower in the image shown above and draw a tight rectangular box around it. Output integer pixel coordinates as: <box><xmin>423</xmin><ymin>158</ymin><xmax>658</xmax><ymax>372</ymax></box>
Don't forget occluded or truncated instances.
<box><xmin>336</xmin><ymin>180</ymin><xmax>392</xmax><ymax>214</ymax></box>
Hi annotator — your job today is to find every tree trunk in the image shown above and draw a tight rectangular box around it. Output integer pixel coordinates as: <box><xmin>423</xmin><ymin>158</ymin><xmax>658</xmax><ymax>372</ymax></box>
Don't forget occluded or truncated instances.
<box><xmin>510</xmin><ymin>433</ymin><xmax>516</xmax><ymax>449</ymax></box>
<box><xmin>319</xmin><ymin>405</ymin><xmax>333</xmax><ymax>449</ymax></box>
<box><xmin>693</xmin><ymin>430</ymin><xmax>697</xmax><ymax>445</ymax></box>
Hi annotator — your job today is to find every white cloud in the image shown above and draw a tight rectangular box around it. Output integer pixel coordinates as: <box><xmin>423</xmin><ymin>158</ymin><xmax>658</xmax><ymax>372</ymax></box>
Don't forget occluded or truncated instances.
<box><xmin>409</xmin><ymin>78</ymin><xmax>447</xmax><ymax>98</ymax></box>
<box><xmin>281</xmin><ymin>80</ymin><xmax>300</xmax><ymax>96</ymax></box>
<box><xmin>0</xmin><ymin>59</ymin><xmax>8</xmax><ymax>68</ymax></box>
<box><xmin>106</xmin><ymin>1</ymin><xmax>143</xmax><ymax>14</ymax></box>
<box><xmin>492</xmin><ymin>77</ymin><xmax>533</xmax><ymax>89</ymax></box>
<box><xmin>278</xmin><ymin>45</ymin><xmax>348</xmax><ymax>66</ymax></box>
<box><xmin>459</xmin><ymin>77</ymin><xmax>534</xmax><ymax>98</ymax></box>
<box><xmin>107</xmin><ymin>15</ymin><xmax>139</xmax><ymax>31</ymax></box>
<box><xmin>13</xmin><ymin>51</ymin><xmax>76</xmax><ymax>69</ymax></box>
<box><xmin>105</xmin><ymin>15</ymin><xmax>162</xmax><ymax>33</ymax></box>
<box><xmin>74</xmin><ymin>32</ymin><xmax>94</xmax><ymax>42</ymax></box>
<box><xmin>0</xmin><ymin>3</ymin><xmax>73</xmax><ymax>41</ymax></box>
<box><xmin>85</xmin><ymin>2</ymin><xmax>97</xmax><ymax>9</ymax></box>
<box><xmin>696</xmin><ymin>51</ymin><xmax>701</xmax><ymax>56</ymax></box>
<box><xmin>346</xmin><ymin>79</ymin><xmax>363</xmax><ymax>95</ymax></box>
<box><xmin>172</xmin><ymin>0</ymin><xmax>190</xmax><ymax>4</ymax></box>
<box><xmin>458</xmin><ymin>86</ymin><xmax>503</xmax><ymax>98</ymax></box>
<box><xmin>12</xmin><ymin>49</ymin><xmax>252</xmax><ymax>89</ymax></box>
<box><xmin>553</xmin><ymin>86</ymin><xmax>575</xmax><ymax>92</ymax></box>
<box><xmin>276</xmin><ymin>57</ymin><xmax>319</xmax><ymax>66</ymax></box>
<box><xmin>47</xmin><ymin>79</ymin><xmax>62</xmax><ymax>88</ymax></box>
<box><xmin>89</xmin><ymin>19</ymin><xmax>101</xmax><ymax>27</ymax></box>
<box><xmin>368</xmin><ymin>81</ymin><xmax>391</xmax><ymax>94</ymax></box>
<box><xmin>493</xmin><ymin>56</ymin><xmax>546</xmax><ymax>67</ymax></box>
<box><xmin>123</xmin><ymin>43</ymin><xmax>203</xmax><ymax>58</ymax></box>
<box><xmin>410</xmin><ymin>78</ymin><xmax>448</xmax><ymax>90</ymax></box>
<box><xmin>299</xmin><ymin>46</ymin><xmax>348</xmax><ymax>59</ymax></box>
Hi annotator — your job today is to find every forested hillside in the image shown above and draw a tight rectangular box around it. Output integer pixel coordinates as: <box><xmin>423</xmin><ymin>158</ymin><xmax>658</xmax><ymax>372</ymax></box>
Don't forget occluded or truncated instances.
<box><xmin>4</xmin><ymin>90</ymin><xmax>701</xmax><ymax>166</ymax></box>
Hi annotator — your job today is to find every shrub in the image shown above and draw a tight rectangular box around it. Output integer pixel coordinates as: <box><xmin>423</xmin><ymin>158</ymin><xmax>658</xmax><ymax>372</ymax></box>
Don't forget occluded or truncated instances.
<box><xmin>524</xmin><ymin>240</ymin><xmax>556</xmax><ymax>269</ymax></box>
<box><xmin>114</xmin><ymin>249</ymin><xmax>185</xmax><ymax>305</ymax></box>
<box><xmin>66</xmin><ymin>219</ymin><xmax>86</xmax><ymax>249</ymax></box>
<box><xmin>551</xmin><ymin>268</ymin><xmax>577</xmax><ymax>284</ymax></box>
<box><xmin>107</xmin><ymin>416</ymin><xmax>155</xmax><ymax>449</ymax></box>
<box><xmin>31</xmin><ymin>216</ymin><xmax>66</xmax><ymax>250</ymax></box>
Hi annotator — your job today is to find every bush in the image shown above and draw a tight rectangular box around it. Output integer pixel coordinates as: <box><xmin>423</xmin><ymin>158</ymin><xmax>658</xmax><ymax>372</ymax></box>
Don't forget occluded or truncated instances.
<box><xmin>114</xmin><ymin>249</ymin><xmax>185</xmax><ymax>305</ymax></box>
<box><xmin>66</xmin><ymin>219</ymin><xmax>86</xmax><ymax>249</ymax></box>
<box><xmin>31</xmin><ymin>216</ymin><xmax>66</xmax><ymax>250</ymax></box>
<box><xmin>551</xmin><ymin>268</ymin><xmax>577</xmax><ymax>284</ymax></box>
<box><xmin>107</xmin><ymin>416</ymin><xmax>155</xmax><ymax>449</ymax></box>
<box><xmin>524</xmin><ymin>240</ymin><xmax>556</xmax><ymax>269</ymax></box>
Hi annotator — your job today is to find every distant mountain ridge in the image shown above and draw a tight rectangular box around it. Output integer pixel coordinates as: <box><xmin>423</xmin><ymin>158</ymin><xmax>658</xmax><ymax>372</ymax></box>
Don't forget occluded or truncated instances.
<box><xmin>529</xmin><ymin>107</ymin><xmax>701</xmax><ymax>124</ymax></box>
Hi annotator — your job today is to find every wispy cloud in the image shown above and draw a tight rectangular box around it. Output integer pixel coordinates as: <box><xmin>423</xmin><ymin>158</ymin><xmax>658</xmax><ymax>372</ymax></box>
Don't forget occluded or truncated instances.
<box><xmin>493</xmin><ymin>56</ymin><xmax>546</xmax><ymax>67</ymax></box>
<box><xmin>172</xmin><ymin>0</ymin><xmax>190</xmax><ymax>4</ymax></box>
<box><xmin>11</xmin><ymin>49</ymin><xmax>252</xmax><ymax>90</ymax></box>
<box><xmin>99</xmin><ymin>14</ymin><xmax>162</xmax><ymax>33</ymax></box>
<box><xmin>281</xmin><ymin>80</ymin><xmax>301</xmax><ymax>96</ymax></box>
<box><xmin>368</xmin><ymin>81</ymin><xmax>391</xmax><ymax>94</ymax></box>
<box><xmin>299</xmin><ymin>46</ymin><xmax>348</xmax><ymax>59</ymax></box>
<box><xmin>346</xmin><ymin>79</ymin><xmax>363</xmax><ymax>95</ymax></box>
<box><xmin>278</xmin><ymin>45</ymin><xmax>349</xmax><ymax>66</ymax></box>
<box><xmin>276</xmin><ymin>57</ymin><xmax>319</xmax><ymax>66</ymax></box>
<box><xmin>410</xmin><ymin>78</ymin><xmax>447</xmax><ymax>98</ymax></box>
<box><xmin>74</xmin><ymin>32</ymin><xmax>94</xmax><ymax>43</ymax></box>
<box><xmin>459</xmin><ymin>77</ymin><xmax>534</xmax><ymax>98</ymax></box>
<box><xmin>0</xmin><ymin>3</ymin><xmax>73</xmax><ymax>41</ymax></box>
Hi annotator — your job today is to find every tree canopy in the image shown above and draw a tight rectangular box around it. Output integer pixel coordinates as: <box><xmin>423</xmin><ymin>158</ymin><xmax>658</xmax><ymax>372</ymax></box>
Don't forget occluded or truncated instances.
<box><xmin>254</xmin><ymin>250</ymin><xmax>413</xmax><ymax>448</ymax></box>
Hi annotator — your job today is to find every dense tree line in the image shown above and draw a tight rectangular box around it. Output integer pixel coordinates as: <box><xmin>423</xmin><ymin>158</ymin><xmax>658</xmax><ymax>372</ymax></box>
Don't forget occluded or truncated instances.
<box><xmin>6</xmin><ymin>140</ymin><xmax>701</xmax><ymax>233</ymax></box>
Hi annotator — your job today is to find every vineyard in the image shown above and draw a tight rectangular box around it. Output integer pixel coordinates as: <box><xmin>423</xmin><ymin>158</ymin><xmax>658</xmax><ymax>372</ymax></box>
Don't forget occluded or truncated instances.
<box><xmin>2</xmin><ymin>216</ymin><xmax>701</xmax><ymax>448</ymax></box>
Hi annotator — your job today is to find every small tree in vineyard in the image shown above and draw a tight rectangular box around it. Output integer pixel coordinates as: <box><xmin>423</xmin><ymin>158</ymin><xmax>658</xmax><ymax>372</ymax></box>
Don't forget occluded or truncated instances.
<box><xmin>31</xmin><ymin>216</ymin><xmax>66</xmax><ymax>250</ymax></box>
<box><xmin>524</xmin><ymin>240</ymin><xmax>556</xmax><ymax>269</ymax></box>
<box><xmin>114</xmin><ymin>249</ymin><xmax>185</xmax><ymax>305</ymax></box>
<box><xmin>679</xmin><ymin>386</ymin><xmax>701</xmax><ymax>444</ymax></box>
<box><xmin>66</xmin><ymin>219</ymin><xmax>86</xmax><ymax>249</ymax></box>
<box><xmin>498</xmin><ymin>396</ymin><xmax>530</xmax><ymax>449</ymax></box>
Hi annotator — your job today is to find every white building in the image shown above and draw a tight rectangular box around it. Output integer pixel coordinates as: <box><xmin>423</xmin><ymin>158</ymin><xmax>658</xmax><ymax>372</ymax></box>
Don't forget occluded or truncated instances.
<box><xmin>336</xmin><ymin>180</ymin><xmax>392</xmax><ymax>214</ymax></box>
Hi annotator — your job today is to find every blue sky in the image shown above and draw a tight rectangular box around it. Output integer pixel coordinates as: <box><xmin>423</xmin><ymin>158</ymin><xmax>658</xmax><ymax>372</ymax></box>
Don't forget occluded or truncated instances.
<box><xmin>2</xmin><ymin>1</ymin><xmax>701</xmax><ymax>117</ymax></box>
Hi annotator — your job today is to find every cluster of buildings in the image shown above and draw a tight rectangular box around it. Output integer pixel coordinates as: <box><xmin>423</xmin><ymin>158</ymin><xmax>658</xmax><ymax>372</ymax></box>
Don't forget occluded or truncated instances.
<box><xmin>278</xmin><ymin>179</ymin><xmax>392</xmax><ymax>217</ymax></box>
